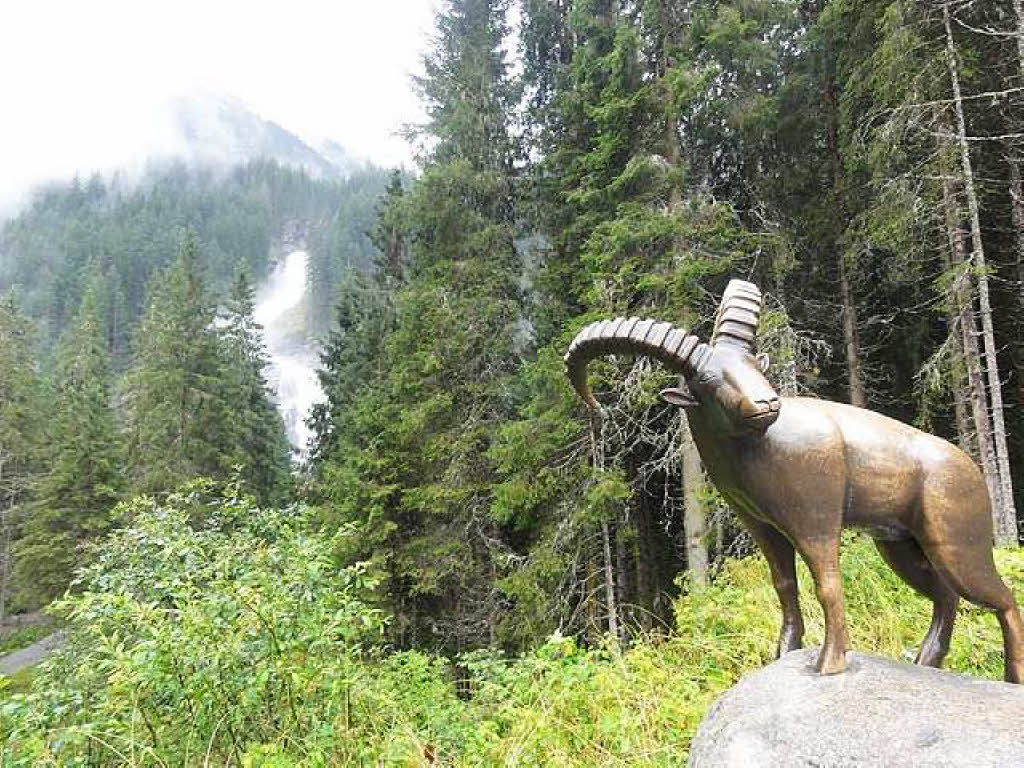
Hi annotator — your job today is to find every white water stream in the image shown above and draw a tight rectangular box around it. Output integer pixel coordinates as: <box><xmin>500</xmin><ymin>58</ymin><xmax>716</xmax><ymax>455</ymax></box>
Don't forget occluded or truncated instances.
<box><xmin>253</xmin><ymin>250</ymin><xmax>323</xmax><ymax>457</ymax></box>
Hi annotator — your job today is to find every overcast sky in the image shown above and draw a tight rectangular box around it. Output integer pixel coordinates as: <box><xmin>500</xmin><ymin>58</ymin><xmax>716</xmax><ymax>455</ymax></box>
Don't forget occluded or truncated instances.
<box><xmin>0</xmin><ymin>0</ymin><xmax>438</xmax><ymax>212</ymax></box>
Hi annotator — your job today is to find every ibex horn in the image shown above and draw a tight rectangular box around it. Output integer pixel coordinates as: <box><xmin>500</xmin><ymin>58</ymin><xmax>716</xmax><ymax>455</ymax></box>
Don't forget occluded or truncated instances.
<box><xmin>711</xmin><ymin>279</ymin><xmax>762</xmax><ymax>352</ymax></box>
<box><xmin>563</xmin><ymin>318</ymin><xmax>707</xmax><ymax>409</ymax></box>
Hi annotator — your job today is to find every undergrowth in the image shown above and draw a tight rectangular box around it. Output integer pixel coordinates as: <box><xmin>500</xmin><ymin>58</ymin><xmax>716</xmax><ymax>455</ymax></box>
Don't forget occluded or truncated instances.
<box><xmin>0</xmin><ymin>626</ymin><xmax>52</xmax><ymax>657</ymax></box>
<box><xmin>1</xmin><ymin>485</ymin><xmax>1021</xmax><ymax>766</ymax></box>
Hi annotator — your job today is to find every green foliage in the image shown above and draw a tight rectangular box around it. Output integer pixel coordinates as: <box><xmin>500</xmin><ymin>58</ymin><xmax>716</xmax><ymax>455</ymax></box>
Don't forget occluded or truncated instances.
<box><xmin>123</xmin><ymin>235</ymin><xmax>290</xmax><ymax>502</ymax></box>
<box><xmin>124</xmin><ymin>233</ymin><xmax>234</xmax><ymax>492</ymax></box>
<box><xmin>305</xmin><ymin>167</ymin><xmax>395</xmax><ymax>333</ymax></box>
<box><xmin>219</xmin><ymin>268</ymin><xmax>293</xmax><ymax>505</ymax></box>
<box><xmin>1</xmin><ymin>482</ymin><xmax>387</xmax><ymax>765</ymax></box>
<box><xmin>0</xmin><ymin>666</ymin><xmax>35</xmax><ymax>700</ymax></box>
<box><xmin>13</xmin><ymin>286</ymin><xmax>122</xmax><ymax>609</ymax></box>
<box><xmin>4</xmin><ymin>1</ymin><xmax>1024</xmax><ymax>761</ymax></box>
<box><xmin>0</xmin><ymin>292</ymin><xmax>47</xmax><ymax>616</ymax></box>
<box><xmin>0</xmin><ymin>625</ymin><xmax>52</xmax><ymax>656</ymax></box>
<box><xmin>415</xmin><ymin>0</ymin><xmax>520</xmax><ymax>171</ymax></box>
<box><xmin>315</xmin><ymin>161</ymin><xmax>523</xmax><ymax>652</ymax></box>
<box><xmin>312</xmin><ymin>0</ymin><xmax>525</xmax><ymax>655</ymax></box>
<box><xmin>461</xmin><ymin>538</ymin><xmax>1024</xmax><ymax>766</ymax></box>
<box><xmin>0</xmin><ymin>161</ymin><xmax>348</xmax><ymax>354</ymax></box>
<box><xmin>4</xmin><ymin>528</ymin><xmax>1020</xmax><ymax>766</ymax></box>
<box><xmin>0</xmin><ymin>293</ymin><xmax>46</xmax><ymax>492</ymax></box>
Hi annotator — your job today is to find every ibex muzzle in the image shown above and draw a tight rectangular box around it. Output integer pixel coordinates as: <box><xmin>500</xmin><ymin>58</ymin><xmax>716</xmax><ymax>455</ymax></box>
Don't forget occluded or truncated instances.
<box><xmin>565</xmin><ymin>279</ymin><xmax>1024</xmax><ymax>683</ymax></box>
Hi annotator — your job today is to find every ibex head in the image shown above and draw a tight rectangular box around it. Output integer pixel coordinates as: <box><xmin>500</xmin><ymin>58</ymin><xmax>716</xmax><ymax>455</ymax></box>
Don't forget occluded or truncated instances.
<box><xmin>563</xmin><ymin>279</ymin><xmax>780</xmax><ymax>435</ymax></box>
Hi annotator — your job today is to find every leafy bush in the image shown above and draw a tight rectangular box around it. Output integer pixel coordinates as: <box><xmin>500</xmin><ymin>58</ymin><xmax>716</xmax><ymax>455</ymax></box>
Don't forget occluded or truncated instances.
<box><xmin>3</xmin><ymin>492</ymin><xmax>1022</xmax><ymax>767</ymax></box>
<box><xmin>1</xmin><ymin>481</ymin><xmax>391</xmax><ymax>765</ymax></box>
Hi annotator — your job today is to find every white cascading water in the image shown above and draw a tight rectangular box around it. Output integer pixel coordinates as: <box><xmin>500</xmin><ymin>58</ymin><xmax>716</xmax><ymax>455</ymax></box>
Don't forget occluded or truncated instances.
<box><xmin>253</xmin><ymin>250</ymin><xmax>323</xmax><ymax>458</ymax></box>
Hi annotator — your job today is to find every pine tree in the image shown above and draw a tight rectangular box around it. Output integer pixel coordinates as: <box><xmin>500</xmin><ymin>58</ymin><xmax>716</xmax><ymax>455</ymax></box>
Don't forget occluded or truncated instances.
<box><xmin>488</xmin><ymin>0</ymin><xmax>784</xmax><ymax>639</ymax></box>
<box><xmin>309</xmin><ymin>172</ymin><xmax>407</xmax><ymax>469</ymax></box>
<box><xmin>0</xmin><ymin>292</ymin><xmax>46</xmax><ymax>617</ymax></box>
<box><xmin>124</xmin><ymin>232</ymin><xmax>234</xmax><ymax>492</ymax></box>
<box><xmin>316</xmin><ymin>0</ymin><xmax>523</xmax><ymax>653</ymax></box>
<box><xmin>14</xmin><ymin>288</ymin><xmax>122</xmax><ymax>606</ymax></box>
<box><xmin>219</xmin><ymin>267</ymin><xmax>293</xmax><ymax>505</ymax></box>
<box><xmin>370</xmin><ymin>170</ymin><xmax>408</xmax><ymax>288</ymax></box>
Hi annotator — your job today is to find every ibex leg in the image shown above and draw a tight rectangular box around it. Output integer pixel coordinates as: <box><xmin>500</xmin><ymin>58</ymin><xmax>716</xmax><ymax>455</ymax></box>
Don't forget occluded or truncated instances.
<box><xmin>798</xmin><ymin>537</ymin><xmax>847</xmax><ymax>675</ymax></box>
<box><xmin>874</xmin><ymin>537</ymin><xmax>958</xmax><ymax>668</ymax></box>
<box><xmin>923</xmin><ymin>540</ymin><xmax>1024</xmax><ymax>684</ymax></box>
<box><xmin>741</xmin><ymin>514</ymin><xmax>804</xmax><ymax>656</ymax></box>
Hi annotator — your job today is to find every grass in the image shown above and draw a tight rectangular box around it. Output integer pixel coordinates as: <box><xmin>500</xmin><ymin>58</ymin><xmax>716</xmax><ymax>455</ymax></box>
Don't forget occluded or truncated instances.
<box><xmin>0</xmin><ymin>667</ymin><xmax>36</xmax><ymax>697</ymax></box>
<box><xmin>0</xmin><ymin>625</ymin><xmax>52</xmax><ymax>656</ymax></box>
<box><xmin>0</xmin><ymin>627</ymin><xmax>47</xmax><ymax>705</ymax></box>
<box><xmin>451</xmin><ymin>535</ymin><xmax>1023</xmax><ymax>767</ymax></box>
<box><xmin>3</xmin><ymin>534</ymin><xmax>1022</xmax><ymax>766</ymax></box>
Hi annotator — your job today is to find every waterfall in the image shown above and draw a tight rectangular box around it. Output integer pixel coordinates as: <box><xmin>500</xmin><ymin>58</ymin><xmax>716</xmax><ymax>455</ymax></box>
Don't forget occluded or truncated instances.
<box><xmin>253</xmin><ymin>250</ymin><xmax>323</xmax><ymax>457</ymax></box>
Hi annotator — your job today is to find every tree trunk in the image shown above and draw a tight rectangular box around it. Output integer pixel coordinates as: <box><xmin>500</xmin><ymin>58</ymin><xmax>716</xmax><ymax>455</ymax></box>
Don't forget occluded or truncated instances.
<box><xmin>1011</xmin><ymin>160</ymin><xmax>1024</xmax><ymax>313</ymax></box>
<box><xmin>615</xmin><ymin>519</ymin><xmax>629</xmax><ymax>629</ymax></box>
<box><xmin>1007</xmin><ymin>159</ymin><xmax>1024</xmax><ymax>433</ymax></box>
<box><xmin>601</xmin><ymin>520</ymin><xmax>620</xmax><ymax>642</ymax></box>
<box><xmin>1017</xmin><ymin>0</ymin><xmax>1024</xmax><ymax>68</ymax></box>
<box><xmin>681</xmin><ymin>416</ymin><xmax>709</xmax><ymax>588</ymax></box>
<box><xmin>943</xmin><ymin>1</ymin><xmax>1018</xmax><ymax>545</ymax></box>
<box><xmin>1008</xmin><ymin>0</ymin><xmax>1024</xmax><ymax>402</ymax></box>
<box><xmin>822</xmin><ymin>64</ymin><xmax>867</xmax><ymax>408</ymax></box>
<box><xmin>838</xmin><ymin>255</ymin><xmax>867</xmax><ymax>408</ymax></box>
<box><xmin>942</xmin><ymin>177</ymin><xmax>990</xmax><ymax>466</ymax></box>
<box><xmin>662</xmin><ymin>3</ymin><xmax>711</xmax><ymax>585</ymax></box>
<box><xmin>633</xmin><ymin>511</ymin><xmax>651</xmax><ymax>632</ymax></box>
<box><xmin>589</xmin><ymin>414</ymin><xmax>621</xmax><ymax>641</ymax></box>
<box><xmin>950</xmin><ymin>378</ymin><xmax>971</xmax><ymax>454</ymax></box>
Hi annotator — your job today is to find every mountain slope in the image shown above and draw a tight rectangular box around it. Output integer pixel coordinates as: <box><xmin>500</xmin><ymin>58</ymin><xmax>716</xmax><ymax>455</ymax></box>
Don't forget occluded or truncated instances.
<box><xmin>172</xmin><ymin>94</ymin><xmax>352</xmax><ymax>179</ymax></box>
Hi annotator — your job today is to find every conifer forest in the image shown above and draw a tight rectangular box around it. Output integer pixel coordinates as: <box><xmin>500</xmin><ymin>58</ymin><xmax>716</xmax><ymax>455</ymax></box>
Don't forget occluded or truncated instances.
<box><xmin>3</xmin><ymin>0</ymin><xmax>1024</xmax><ymax>764</ymax></box>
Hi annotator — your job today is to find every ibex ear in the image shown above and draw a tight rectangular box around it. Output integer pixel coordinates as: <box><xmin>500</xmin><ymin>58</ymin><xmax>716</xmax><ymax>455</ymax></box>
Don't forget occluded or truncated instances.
<box><xmin>756</xmin><ymin>353</ymin><xmax>770</xmax><ymax>373</ymax></box>
<box><xmin>659</xmin><ymin>386</ymin><xmax>699</xmax><ymax>409</ymax></box>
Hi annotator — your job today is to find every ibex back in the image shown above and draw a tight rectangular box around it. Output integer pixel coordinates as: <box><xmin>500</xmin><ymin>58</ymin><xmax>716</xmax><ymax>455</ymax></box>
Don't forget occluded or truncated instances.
<box><xmin>565</xmin><ymin>279</ymin><xmax>1024</xmax><ymax>683</ymax></box>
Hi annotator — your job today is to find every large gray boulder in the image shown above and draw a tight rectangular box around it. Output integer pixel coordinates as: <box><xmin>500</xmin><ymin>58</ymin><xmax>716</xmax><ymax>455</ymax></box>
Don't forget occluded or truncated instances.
<box><xmin>689</xmin><ymin>648</ymin><xmax>1024</xmax><ymax>768</ymax></box>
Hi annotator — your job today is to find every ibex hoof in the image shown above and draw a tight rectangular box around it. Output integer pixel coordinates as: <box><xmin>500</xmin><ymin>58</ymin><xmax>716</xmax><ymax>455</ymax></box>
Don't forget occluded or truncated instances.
<box><xmin>777</xmin><ymin>626</ymin><xmax>804</xmax><ymax>657</ymax></box>
<box><xmin>816</xmin><ymin>649</ymin><xmax>846</xmax><ymax>675</ymax></box>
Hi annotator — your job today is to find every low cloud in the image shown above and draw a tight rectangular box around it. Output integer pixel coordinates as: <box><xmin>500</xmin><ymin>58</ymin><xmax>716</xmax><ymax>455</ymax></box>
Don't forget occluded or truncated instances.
<box><xmin>0</xmin><ymin>0</ymin><xmax>434</xmax><ymax>214</ymax></box>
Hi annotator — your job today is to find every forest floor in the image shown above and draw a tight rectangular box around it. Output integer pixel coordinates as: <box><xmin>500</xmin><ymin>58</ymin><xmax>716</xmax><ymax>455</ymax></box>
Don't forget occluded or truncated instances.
<box><xmin>0</xmin><ymin>631</ymin><xmax>63</xmax><ymax>676</ymax></box>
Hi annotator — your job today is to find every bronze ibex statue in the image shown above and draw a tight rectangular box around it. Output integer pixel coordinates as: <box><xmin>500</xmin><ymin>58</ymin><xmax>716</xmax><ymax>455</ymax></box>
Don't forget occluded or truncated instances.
<box><xmin>565</xmin><ymin>279</ymin><xmax>1024</xmax><ymax>683</ymax></box>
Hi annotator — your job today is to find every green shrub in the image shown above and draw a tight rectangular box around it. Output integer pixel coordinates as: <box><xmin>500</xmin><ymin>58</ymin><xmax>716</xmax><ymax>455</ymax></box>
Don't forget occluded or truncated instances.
<box><xmin>1</xmin><ymin>481</ymin><xmax>392</xmax><ymax>765</ymax></box>
<box><xmin>3</xmin><ymin>493</ymin><xmax>1021</xmax><ymax>768</ymax></box>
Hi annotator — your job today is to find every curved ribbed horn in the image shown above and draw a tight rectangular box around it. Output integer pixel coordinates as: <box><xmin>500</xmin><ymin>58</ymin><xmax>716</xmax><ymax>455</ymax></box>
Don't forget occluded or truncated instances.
<box><xmin>711</xmin><ymin>279</ymin><xmax>762</xmax><ymax>352</ymax></box>
<box><xmin>563</xmin><ymin>317</ymin><xmax>707</xmax><ymax>409</ymax></box>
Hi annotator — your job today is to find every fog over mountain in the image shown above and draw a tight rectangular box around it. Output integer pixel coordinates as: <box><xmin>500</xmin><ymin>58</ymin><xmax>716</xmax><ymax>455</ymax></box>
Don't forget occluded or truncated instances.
<box><xmin>171</xmin><ymin>93</ymin><xmax>358</xmax><ymax>180</ymax></box>
<box><xmin>0</xmin><ymin>93</ymin><xmax>364</xmax><ymax>218</ymax></box>
<box><xmin>1</xmin><ymin>1</ymin><xmax>433</xmax><ymax>218</ymax></box>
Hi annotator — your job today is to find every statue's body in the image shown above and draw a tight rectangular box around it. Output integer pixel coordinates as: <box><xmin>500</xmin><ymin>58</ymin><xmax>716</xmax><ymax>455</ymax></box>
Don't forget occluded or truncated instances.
<box><xmin>565</xmin><ymin>280</ymin><xmax>1024</xmax><ymax>683</ymax></box>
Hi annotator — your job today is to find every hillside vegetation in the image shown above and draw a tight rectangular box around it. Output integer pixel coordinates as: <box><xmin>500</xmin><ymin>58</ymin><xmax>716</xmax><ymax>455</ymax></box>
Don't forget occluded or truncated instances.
<box><xmin>0</xmin><ymin>159</ymin><xmax>390</xmax><ymax>355</ymax></box>
<box><xmin>1</xmin><ymin>483</ymin><xmax>1020</xmax><ymax>765</ymax></box>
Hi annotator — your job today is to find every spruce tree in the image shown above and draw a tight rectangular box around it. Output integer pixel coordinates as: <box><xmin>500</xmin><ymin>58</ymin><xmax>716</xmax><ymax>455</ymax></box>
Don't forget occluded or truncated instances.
<box><xmin>14</xmin><ymin>287</ymin><xmax>122</xmax><ymax>606</ymax></box>
<box><xmin>124</xmin><ymin>232</ymin><xmax>233</xmax><ymax>492</ymax></box>
<box><xmin>0</xmin><ymin>292</ymin><xmax>46</xmax><ymax>617</ymax></box>
<box><xmin>308</xmin><ymin>171</ymin><xmax>407</xmax><ymax>468</ymax></box>
<box><xmin>219</xmin><ymin>267</ymin><xmax>292</xmax><ymax>505</ymax></box>
<box><xmin>316</xmin><ymin>0</ymin><xmax>523</xmax><ymax>653</ymax></box>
